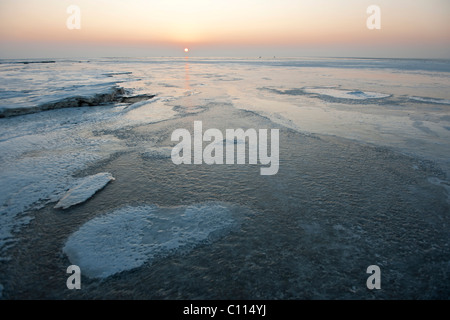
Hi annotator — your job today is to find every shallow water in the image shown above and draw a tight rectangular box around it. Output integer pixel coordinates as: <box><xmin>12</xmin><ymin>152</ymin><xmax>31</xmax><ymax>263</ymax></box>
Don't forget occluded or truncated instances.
<box><xmin>0</xmin><ymin>57</ymin><xmax>449</xmax><ymax>299</ymax></box>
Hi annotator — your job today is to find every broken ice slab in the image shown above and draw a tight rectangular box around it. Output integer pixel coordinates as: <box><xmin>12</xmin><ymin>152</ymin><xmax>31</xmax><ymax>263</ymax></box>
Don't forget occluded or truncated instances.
<box><xmin>54</xmin><ymin>172</ymin><xmax>115</xmax><ymax>209</ymax></box>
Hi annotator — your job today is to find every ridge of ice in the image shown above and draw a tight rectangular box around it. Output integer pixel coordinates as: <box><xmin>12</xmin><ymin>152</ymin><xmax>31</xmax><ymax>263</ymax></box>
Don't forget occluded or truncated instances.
<box><xmin>0</xmin><ymin>85</ymin><xmax>124</xmax><ymax>118</ymax></box>
<box><xmin>63</xmin><ymin>202</ymin><xmax>240</xmax><ymax>278</ymax></box>
<box><xmin>0</xmin><ymin>85</ymin><xmax>156</xmax><ymax>118</ymax></box>
<box><xmin>54</xmin><ymin>173</ymin><xmax>115</xmax><ymax>209</ymax></box>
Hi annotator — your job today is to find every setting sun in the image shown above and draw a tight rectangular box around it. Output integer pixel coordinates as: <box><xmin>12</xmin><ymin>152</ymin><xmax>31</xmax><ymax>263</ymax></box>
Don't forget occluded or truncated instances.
<box><xmin>184</xmin><ymin>48</ymin><xmax>189</xmax><ymax>53</ymax></box>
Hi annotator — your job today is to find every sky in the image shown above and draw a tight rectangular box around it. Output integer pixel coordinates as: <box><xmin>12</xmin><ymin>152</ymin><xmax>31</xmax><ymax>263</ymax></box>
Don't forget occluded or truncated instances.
<box><xmin>0</xmin><ymin>0</ymin><xmax>449</xmax><ymax>59</ymax></box>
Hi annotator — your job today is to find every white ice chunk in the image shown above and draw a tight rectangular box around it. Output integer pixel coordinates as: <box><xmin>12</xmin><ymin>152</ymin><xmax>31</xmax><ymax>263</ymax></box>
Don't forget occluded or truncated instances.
<box><xmin>63</xmin><ymin>202</ymin><xmax>239</xmax><ymax>278</ymax></box>
<box><xmin>54</xmin><ymin>172</ymin><xmax>115</xmax><ymax>209</ymax></box>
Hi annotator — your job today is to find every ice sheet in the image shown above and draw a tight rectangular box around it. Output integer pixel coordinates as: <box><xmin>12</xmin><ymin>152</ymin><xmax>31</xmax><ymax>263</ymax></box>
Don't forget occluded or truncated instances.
<box><xmin>63</xmin><ymin>202</ymin><xmax>240</xmax><ymax>278</ymax></box>
<box><xmin>1</xmin><ymin>56</ymin><xmax>449</xmax><ymax>264</ymax></box>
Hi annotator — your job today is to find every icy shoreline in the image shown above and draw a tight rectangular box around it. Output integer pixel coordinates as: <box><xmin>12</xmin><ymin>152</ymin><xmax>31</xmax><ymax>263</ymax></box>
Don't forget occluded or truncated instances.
<box><xmin>0</xmin><ymin>86</ymin><xmax>155</xmax><ymax>118</ymax></box>
<box><xmin>0</xmin><ymin>93</ymin><xmax>166</xmax><ymax>260</ymax></box>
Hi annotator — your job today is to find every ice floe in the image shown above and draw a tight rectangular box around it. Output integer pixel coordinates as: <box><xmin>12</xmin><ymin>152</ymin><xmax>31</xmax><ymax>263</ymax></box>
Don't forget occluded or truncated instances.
<box><xmin>63</xmin><ymin>202</ymin><xmax>241</xmax><ymax>278</ymax></box>
<box><xmin>409</xmin><ymin>96</ymin><xmax>450</xmax><ymax>105</ymax></box>
<box><xmin>303</xmin><ymin>88</ymin><xmax>390</xmax><ymax>100</ymax></box>
<box><xmin>54</xmin><ymin>173</ymin><xmax>115</xmax><ymax>209</ymax></box>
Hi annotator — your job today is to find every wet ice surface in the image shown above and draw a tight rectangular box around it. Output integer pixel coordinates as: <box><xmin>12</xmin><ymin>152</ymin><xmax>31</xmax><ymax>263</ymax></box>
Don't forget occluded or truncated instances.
<box><xmin>0</xmin><ymin>57</ymin><xmax>449</xmax><ymax>299</ymax></box>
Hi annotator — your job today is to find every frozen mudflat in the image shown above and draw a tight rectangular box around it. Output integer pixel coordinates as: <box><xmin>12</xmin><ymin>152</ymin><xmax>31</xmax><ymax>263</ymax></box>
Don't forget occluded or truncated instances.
<box><xmin>0</xmin><ymin>57</ymin><xmax>449</xmax><ymax>299</ymax></box>
<box><xmin>63</xmin><ymin>202</ymin><xmax>241</xmax><ymax>279</ymax></box>
<box><xmin>54</xmin><ymin>173</ymin><xmax>115</xmax><ymax>209</ymax></box>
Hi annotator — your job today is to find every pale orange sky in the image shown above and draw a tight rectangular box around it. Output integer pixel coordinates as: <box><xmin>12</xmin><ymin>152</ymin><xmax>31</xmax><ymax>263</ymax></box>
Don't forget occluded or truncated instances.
<box><xmin>0</xmin><ymin>0</ymin><xmax>449</xmax><ymax>58</ymax></box>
